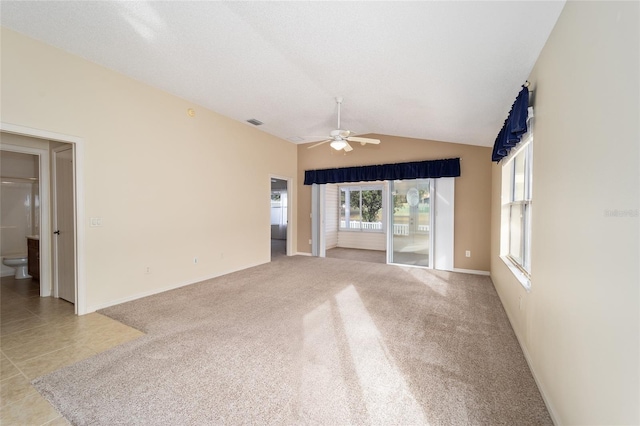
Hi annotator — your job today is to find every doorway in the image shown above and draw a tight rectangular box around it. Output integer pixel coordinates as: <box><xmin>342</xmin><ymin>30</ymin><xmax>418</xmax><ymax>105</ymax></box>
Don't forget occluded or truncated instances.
<box><xmin>312</xmin><ymin>178</ymin><xmax>455</xmax><ymax>270</ymax></box>
<box><xmin>270</xmin><ymin>177</ymin><xmax>290</xmax><ymax>260</ymax></box>
<box><xmin>1</xmin><ymin>123</ymin><xmax>86</xmax><ymax>314</ymax></box>
<box><xmin>0</xmin><ymin>139</ymin><xmax>51</xmax><ymax>297</ymax></box>
<box><xmin>0</xmin><ymin>151</ymin><xmax>40</xmax><ymax>278</ymax></box>
<box><xmin>388</xmin><ymin>179</ymin><xmax>433</xmax><ymax>267</ymax></box>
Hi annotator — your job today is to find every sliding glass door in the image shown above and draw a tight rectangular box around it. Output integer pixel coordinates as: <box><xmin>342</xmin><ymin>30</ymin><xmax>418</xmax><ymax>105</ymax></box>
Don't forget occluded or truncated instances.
<box><xmin>388</xmin><ymin>179</ymin><xmax>433</xmax><ymax>267</ymax></box>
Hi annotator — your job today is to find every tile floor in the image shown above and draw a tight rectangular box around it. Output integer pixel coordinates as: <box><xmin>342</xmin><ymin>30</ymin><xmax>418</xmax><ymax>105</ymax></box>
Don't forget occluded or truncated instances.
<box><xmin>0</xmin><ymin>276</ymin><xmax>144</xmax><ymax>425</ymax></box>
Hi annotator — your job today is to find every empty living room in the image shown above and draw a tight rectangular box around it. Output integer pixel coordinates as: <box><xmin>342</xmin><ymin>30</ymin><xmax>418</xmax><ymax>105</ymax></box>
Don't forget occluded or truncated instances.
<box><xmin>0</xmin><ymin>1</ymin><xmax>637</xmax><ymax>425</ymax></box>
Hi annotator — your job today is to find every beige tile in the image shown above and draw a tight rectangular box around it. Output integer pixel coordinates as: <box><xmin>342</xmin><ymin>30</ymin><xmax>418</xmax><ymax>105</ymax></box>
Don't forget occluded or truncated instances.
<box><xmin>15</xmin><ymin>344</ymin><xmax>96</xmax><ymax>380</ymax></box>
<box><xmin>5</xmin><ymin>281</ymin><xmax>40</xmax><ymax>298</ymax></box>
<box><xmin>54</xmin><ymin>312</ymin><xmax>120</xmax><ymax>332</ymax></box>
<box><xmin>21</xmin><ymin>298</ymin><xmax>73</xmax><ymax>315</ymax></box>
<box><xmin>43</xmin><ymin>415</ymin><xmax>72</xmax><ymax>425</ymax></box>
<box><xmin>28</xmin><ymin>307</ymin><xmax>76</xmax><ymax>323</ymax></box>
<box><xmin>2</xmin><ymin>334</ymin><xmax>76</xmax><ymax>364</ymax></box>
<box><xmin>0</xmin><ymin>391</ymin><xmax>60</xmax><ymax>426</ymax></box>
<box><xmin>0</xmin><ymin>316</ymin><xmax>47</xmax><ymax>337</ymax></box>
<box><xmin>0</xmin><ymin>306</ymin><xmax>36</xmax><ymax>324</ymax></box>
<box><xmin>83</xmin><ymin>328</ymin><xmax>144</xmax><ymax>354</ymax></box>
<box><xmin>0</xmin><ymin>278</ymin><xmax>144</xmax><ymax>423</ymax></box>
<box><xmin>0</xmin><ymin>324</ymin><xmax>57</xmax><ymax>351</ymax></box>
<box><xmin>0</xmin><ymin>352</ymin><xmax>21</xmax><ymax>381</ymax></box>
<box><xmin>0</xmin><ymin>290</ymin><xmax>27</xmax><ymax>303</ymax></box>
<box><xmin>0</xmin><ymin>374</ymin><xmax>37</xmax><ymax>408</ymax></box>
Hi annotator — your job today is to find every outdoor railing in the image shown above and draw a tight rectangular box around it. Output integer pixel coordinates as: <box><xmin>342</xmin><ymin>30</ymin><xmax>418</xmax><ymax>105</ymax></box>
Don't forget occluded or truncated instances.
<box><xmin>339</xmin><ymin>221</ymin><xmax>429</xmax><ymax>235</ymax></box>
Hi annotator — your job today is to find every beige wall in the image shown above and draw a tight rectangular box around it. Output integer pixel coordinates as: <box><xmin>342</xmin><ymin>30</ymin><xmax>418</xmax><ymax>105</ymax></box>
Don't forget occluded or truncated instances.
<box><xmin>1</xmin><ymin>28</ymin><xmax>298</xmax><ymax>312</ymax></box>
<box><xmin>490</xmin><ymin>2</ymin><xmax>639</xmax><ymax>424</ymax></box>
<box><xmin>298</xmin><ymin>135</ymin><xmax>492</xmax><ymax>270</ymax></box>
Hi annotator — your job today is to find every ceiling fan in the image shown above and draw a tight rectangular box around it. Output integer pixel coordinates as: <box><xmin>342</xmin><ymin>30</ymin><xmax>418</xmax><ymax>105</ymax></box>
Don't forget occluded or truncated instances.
<box><xmin>307</xmin><ymin>97</ymin><xmax>380</xmax><ymax>152</ymax></box>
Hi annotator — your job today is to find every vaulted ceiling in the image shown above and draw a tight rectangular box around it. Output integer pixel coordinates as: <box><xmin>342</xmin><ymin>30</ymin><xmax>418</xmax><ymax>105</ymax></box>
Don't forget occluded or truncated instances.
<box><xmin>1</xmin><ymin>1</ymin><xmax>565</xmax><ymax>147</ymax></box>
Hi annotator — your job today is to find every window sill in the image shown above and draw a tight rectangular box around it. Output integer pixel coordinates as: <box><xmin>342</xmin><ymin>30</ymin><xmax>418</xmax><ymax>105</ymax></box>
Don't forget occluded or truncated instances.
<box><xmin>500</xmin><ymin>256</ymin><xmax>531</xmax><ymax>292</ymax></box>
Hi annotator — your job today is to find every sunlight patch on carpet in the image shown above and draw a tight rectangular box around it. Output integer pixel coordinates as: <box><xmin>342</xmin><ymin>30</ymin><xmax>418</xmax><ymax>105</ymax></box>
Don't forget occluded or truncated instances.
<box><xmin>336</xmin><ymin>284</ymin><xmax>428</xmax><ymax>424</ymax></box>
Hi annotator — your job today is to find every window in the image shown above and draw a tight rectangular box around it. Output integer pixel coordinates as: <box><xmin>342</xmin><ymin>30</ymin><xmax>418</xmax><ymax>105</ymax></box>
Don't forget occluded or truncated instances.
<box><xmin>501</xmin><ymin>120</ymin><xmax>533</xmax><ymax>289</ymax></box>
<box><xmin>339</xmin><ymin>185</ymin><xmax>384</xmax><ymax>232</ymax></box>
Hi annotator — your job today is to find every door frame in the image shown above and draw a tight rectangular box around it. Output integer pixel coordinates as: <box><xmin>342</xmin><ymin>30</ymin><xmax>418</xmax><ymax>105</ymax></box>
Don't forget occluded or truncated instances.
<box><xmin>1</xmin><ymin>123</ymin><xmax>86</xmax><ymax>315</ymax></box>
<box><xmin>269</xmin><ymin>174</ymin><xmax>293</xmax><ymax>257</ymax></box>
<box><xmin>52</xmin><ymin>145</ymin><xmax>76</xmax><ymax>302</ymax></box>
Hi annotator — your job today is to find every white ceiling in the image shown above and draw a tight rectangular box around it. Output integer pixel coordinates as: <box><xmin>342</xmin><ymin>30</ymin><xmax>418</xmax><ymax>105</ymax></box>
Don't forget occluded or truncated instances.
<box><xmin>0</xmin><ymin>1</ymin><xmax>565</xmax><ymax>147</ymax></box>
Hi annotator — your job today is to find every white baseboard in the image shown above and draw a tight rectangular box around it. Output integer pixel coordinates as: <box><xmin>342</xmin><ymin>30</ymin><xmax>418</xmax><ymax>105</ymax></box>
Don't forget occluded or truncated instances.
<box><xmin>451</xmin><ymin>268</ymin><xmax>491</xmax><ymax>276</ymax></box>
<box><xmin>492</xmin><ymin>276</ymin><xmax>560</xmax><ymax>425</ymax></box>
<box><xmin>294</xmin><ymin>252</ymin><xmax>312</xmax><ymax>256</ymax></box>
<box><xmin>86</xmin><ymin>261</ymin><xmax>266</xmax><ymax>314</ymax></box>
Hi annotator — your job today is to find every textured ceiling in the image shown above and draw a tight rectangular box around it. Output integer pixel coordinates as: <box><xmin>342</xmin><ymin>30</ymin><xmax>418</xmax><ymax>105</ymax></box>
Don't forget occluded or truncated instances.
<box><xmin>0</xmin><ymin>1</ymin><xmax>565</xmax><ymax>147</ymax></box>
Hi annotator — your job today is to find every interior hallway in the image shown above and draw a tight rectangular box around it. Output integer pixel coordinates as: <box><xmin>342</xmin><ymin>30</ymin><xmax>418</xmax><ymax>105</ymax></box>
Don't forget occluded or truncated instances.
<box><xmin>0</xmin><ymin>276</ymin><xmax>143</xmax><ymax>425</ymax></box>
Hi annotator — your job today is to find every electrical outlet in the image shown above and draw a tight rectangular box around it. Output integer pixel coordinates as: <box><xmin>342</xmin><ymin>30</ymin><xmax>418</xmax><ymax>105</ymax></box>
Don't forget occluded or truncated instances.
<box><xmin>145</xmin><ymin>266</ymin><xmax>151</xmax><ymax>274</ymax></box>
<box><xmin>193</xmin><ymin>257</ymin><xmax>198</xmax><ymax>264</ymax></box>
<box><xmin>309</xmin><ymin>239</ymin><xmax>312</xmax><ymax>245</ymax></box>
<box><xmin>465</xmin><ymin>250</ymin><xmax>471</xmax><ymax>258</ymax></box>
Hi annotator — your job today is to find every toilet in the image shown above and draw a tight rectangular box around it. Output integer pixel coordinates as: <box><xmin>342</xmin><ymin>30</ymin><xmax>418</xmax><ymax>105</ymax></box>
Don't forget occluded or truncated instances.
<box><xmin>2</xmin><ymin>255</ymin><xmax>31</xmax><ymax>279</ymax></box>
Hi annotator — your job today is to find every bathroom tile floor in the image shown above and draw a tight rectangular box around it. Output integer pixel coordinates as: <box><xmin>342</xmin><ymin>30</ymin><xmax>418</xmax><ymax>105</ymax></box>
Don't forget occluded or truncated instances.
<box><xmin>0</xmin><ymin>276</ymin><xmax>144</xmax><ymax>425</ymax></box>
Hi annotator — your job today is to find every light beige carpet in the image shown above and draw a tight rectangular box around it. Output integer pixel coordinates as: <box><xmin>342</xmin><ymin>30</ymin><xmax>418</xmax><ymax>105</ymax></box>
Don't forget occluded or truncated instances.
<box><xmin>326</xmin><ymin>247</ymin><xmax>386</xmax><ymax>264</ymax></box>
<box><xmin>33</xmin><ymin>256</ymin><xmax>552</xmax><ymax>425</ymax></box>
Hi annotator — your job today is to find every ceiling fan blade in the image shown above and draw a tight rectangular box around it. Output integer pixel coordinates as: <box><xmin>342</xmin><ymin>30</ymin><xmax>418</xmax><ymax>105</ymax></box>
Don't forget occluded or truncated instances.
<box><xmin>343</xmin><ymin>142</ymin><xmax>354</xmax><ymax>152</ymax></box>
<box><xmin>307</xmin><ymin>140</ymin><xmax>331</xmax><ymax>149</ymax></box>
<box><xmin>347</xmin><ymin>136</ymin><xmax>381</xmax><ymax>145</ymax></box>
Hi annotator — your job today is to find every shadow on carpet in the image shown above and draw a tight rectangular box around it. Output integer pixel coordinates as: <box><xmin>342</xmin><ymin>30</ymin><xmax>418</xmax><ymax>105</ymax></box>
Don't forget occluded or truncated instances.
<box><xmin>33</xmin><ymin>256</ymin><xmax>552</xmax><ymax>425</ymax></box>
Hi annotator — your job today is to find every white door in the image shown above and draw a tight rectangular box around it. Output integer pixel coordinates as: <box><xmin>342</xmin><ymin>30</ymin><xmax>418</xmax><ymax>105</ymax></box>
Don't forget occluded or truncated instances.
<box><xmin>54</xmin><ymin>147</ymin><xmax>75</xmax><ymax>304</ymax></box>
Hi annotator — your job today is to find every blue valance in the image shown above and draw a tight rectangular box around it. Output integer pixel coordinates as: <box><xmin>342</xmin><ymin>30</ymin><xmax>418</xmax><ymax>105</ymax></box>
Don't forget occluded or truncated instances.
<box><xmin>491</xmin><ymin>86</ymin><xmax>530</xmax><ymax>162</ymax></box>
<box><xmin>304</xmin><ymin>158</ymin><xmax>460</xmax><ymax>185</ymax></box>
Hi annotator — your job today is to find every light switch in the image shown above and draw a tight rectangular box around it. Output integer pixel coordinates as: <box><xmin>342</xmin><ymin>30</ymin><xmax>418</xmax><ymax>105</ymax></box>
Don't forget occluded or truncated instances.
<box><xmin>90</xmin><ymin>217</ymin><xmax>103</xmax><ymax>227</ymax></box>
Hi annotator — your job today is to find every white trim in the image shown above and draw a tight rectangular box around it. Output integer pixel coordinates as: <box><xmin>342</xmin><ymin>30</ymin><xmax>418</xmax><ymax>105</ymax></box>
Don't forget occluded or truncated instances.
<box><xmin>319</xmin><ymin>184</ymin><xmax>326</xmax><ymax>257</ymax></box>
<box><xmin>0</xmin><ymin>141</ymin><xmax>51</xmax><ymax>297</ymax></box>
<box><xmin>500</xmin><ymin>255</ymin><xmax>531</xmax><ymax>291</ymax></box>
<box><xmin>500</xmin><ymin>129</ymin><xmax>534</xmax><ymax>290</ymax></box>
<box><xmin>493</xmin><ymin>283</ymin><xmax>560</xmax><ymax>425</ymax></box>
<box><xmin>311</xmin><ymin>184</ymin><xmax>326</xmax><ymax>257</ymax></box>
<box><xmin>337</xmin><ymin>183</ymin><xmax>386</xmax><ymax>234</ymax></box>
<box><xmin>451</xmin><ymin>268</ymin><xmax>491</xmax><ymax>276</ymax></box>
<box><xmin>87</xmin><ymin>261</ymin><xmax>266</xmax><ymax>313</ymax></box>
<box><xmin>1</xmin><ymin>122</ymin><xmax>87</xmax><ymax>315</ymax></box>
<box><xmin>295</xmin><ymin>252</ymin><xmax>312</xmax><ymax>256</ymax></box>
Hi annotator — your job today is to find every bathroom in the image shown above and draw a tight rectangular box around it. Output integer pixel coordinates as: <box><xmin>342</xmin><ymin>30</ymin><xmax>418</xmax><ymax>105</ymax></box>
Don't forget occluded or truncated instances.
<box><xmin>1</xmin><ymin>150</ymin><xmax>40</xmax><ymax>278</ymax></box>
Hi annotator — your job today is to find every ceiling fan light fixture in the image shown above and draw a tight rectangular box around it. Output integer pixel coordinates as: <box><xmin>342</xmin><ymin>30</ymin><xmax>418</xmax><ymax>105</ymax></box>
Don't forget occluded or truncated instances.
<box><xmin>330</xmin><ymin>140</ymin><xmax>347</xmax><ymax>150</ymax></box>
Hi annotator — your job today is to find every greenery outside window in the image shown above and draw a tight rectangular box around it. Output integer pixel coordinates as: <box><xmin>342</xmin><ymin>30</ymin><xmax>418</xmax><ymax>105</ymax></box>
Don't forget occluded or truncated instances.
<box><xmin>339</xmin><ymin>185</ymin><xmax>384</xmax><ymax>232</ymax></box>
